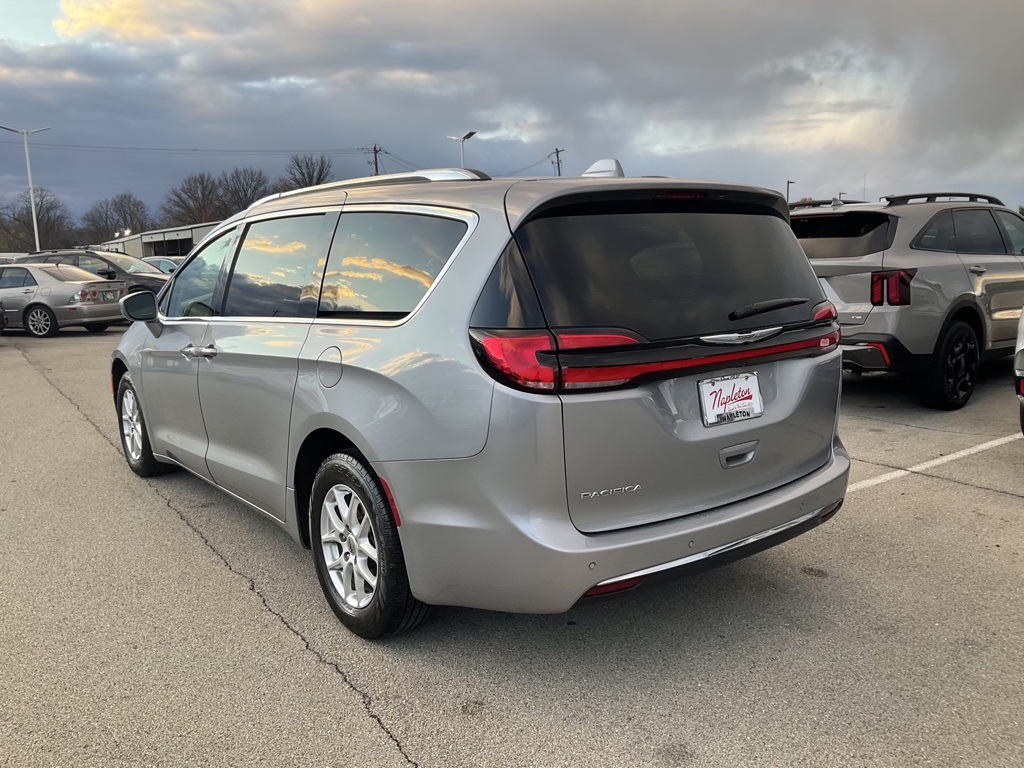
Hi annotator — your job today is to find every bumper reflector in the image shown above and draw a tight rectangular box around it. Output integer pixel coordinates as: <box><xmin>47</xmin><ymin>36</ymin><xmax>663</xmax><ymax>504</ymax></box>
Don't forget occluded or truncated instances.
<box><xmin>583</xmin><ymin>576</ymin><xmax>645</xmax><ymax>598</ymax></box>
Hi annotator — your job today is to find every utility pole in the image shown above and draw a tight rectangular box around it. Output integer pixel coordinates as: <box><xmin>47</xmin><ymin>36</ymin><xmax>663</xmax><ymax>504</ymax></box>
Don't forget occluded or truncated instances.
<box><xmin>551</xmin><ymin>148</ymin><xmax>564</xmax><ymax>177</ymax></box>
<box><xmin>372</xmin><ymin>144</ymin><xmax>381</xmax><ymax>175</ymax></box>
<box><xmin>786</xmin><ymin>180</ymin><xmax>795</xmax><ymax>203</ymax></box>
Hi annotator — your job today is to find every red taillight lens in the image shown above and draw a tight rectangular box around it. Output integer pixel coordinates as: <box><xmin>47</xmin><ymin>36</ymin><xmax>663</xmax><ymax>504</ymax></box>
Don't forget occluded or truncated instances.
<box><xmin>583</xmin><ymin>576</ymin><xmax>646</xmax><ymax>597</ymax></box>
<box><xmin>473</xmin><ymin>331</ymin><xmax>558</xmax><ymax>391</ymax></box>
<box><xmin>1016</xmin><ymin>376</ymin><xmax>1024</xmax><ymax>397</ymax></box>
<box><xmin>870</xmin><ymin>269</ymin><xmax>917</xmax><ymax>306</ymax></box>
<box><xmin>812</xmin><ymin>301</ymin><xmax>837</xmax><ymax>322</ymax></box>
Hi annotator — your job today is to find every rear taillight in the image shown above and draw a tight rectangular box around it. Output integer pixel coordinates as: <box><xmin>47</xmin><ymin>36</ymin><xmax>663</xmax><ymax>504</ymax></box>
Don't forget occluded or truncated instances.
<box><xmin>1016</xmin><ymin>376</ymin><xmax>1024</xmax><ymax>398</ymax></box>
<box><xmin>870</xmin><ymin>269</ymin><xmax>917</xmax><ymax>306</ymax></box>
<box><xmin>471</xmin><ymin>329</ymin><xmax>840</xmax><ymax>393</ymax></box>
<box><xmin>812</xmin><ymin>301</ymin><xmax>837</xmax><ymax>322</ymax></box>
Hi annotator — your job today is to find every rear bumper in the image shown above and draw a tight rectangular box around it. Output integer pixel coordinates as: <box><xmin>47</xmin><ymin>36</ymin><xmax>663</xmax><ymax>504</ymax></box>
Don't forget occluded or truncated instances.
<box><xmin>54</xmin><ymin>303</ymin><xmax>123</xmax><ymax>327</ymax></box>
<box><xmin>380</xmin><ymin>437</ymin><xmax>850</xmax><ymax>614</ymax></box>
<box><xmin>839</xmin><ymin>332</ymin><xmax>930</xmax><ymax>374</ymax></box>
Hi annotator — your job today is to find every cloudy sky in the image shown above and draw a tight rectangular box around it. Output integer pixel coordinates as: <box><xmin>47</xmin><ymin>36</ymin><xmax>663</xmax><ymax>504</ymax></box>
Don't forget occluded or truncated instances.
<box><xmin>2</xmin><ymin>0</ymin><xmax>1023</xmax><ymax>219</ymax></box>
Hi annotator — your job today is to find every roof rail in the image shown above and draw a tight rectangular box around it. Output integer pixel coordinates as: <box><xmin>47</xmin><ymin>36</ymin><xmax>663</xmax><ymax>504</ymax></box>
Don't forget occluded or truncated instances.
<box><xmin>248</xmin><ymin>168</ymin><xmax>492</xmax><ymax>210</ymax></box>
<box><xmin>789</xmin><ymin>198</ymin><xmax>866</xmax><ymax>211</ymax></box>
<box><xmin>881</xmin><ymin>192</ymin><xmax>1004</xmax><ymax>206</ymax></box>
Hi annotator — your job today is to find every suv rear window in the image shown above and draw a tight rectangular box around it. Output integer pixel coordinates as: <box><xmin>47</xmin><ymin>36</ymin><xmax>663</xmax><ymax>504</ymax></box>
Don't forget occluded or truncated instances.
<box><xmin>790</xmin><ymin>211</ymin><xmax>893</xmax><ymax>258</ymax></box>
<box><xmin>514</xmin><ymin>201</ymin><xmax>824</xmax><ymax>341</ymax></box>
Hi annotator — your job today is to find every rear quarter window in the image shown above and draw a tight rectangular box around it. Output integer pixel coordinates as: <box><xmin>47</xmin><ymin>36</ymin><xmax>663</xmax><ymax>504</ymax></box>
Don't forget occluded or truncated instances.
<box><xmin>318</xmin><ymin>210</ymin><xmax>469</xmax><ymax>319</ymax></box>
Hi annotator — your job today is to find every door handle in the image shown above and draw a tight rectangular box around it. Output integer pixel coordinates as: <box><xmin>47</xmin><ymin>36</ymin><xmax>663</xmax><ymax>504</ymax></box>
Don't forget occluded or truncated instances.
<box><xmin>968</xmin><ymin>265</ymin><xmax>987</xmax><ymax>275</ymax></box>
<box><xmin>21</xmin><ymin>288</ymin><xmax>33</xmax><ymax>293</ymax></box>
<box><xmin>180</xmin><ymin>344</ymin><xmax>218</xmax><ymax>359</ymax></box>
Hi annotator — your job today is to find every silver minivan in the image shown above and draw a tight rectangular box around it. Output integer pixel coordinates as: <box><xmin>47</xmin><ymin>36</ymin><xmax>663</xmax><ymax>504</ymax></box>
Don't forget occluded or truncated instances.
<box><xmin>112</xmin><ymin>167</ymin><xmax>850</xmax><ymax>638</ymax></box>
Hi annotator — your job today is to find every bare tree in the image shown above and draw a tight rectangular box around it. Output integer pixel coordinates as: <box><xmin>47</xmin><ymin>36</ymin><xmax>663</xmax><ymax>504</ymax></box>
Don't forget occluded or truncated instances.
<box><xmin>0</xmin><ymin>187</ymin><xmax>77</xmax><ymax>251</ymax></box>
<box><xmin>278</xmin><ymin>154</ymin><xmax>334</xmax><ymax>191</ymax></box>
<box><xmin>110</xmin><ymin>192</ymin><xmax>153</xmax><ymax>234</ymax></box>
<box><xmin>79</xmin><ymin>192</ymin><xmax>153</xmax><ymax>244</ymax></box>
<box><xmin>79</xmin><ymin>198</ymin><xmax>119</xmax><ymax>244</ymax></box>
<box><xmin>159</xmin><ymin>172</ymin><xmax>224</xmax><ymax>226</ymax></box>
<box><xmin>218</xmin><ymin>166</ymin><xmax>271</xmax><ymax>214</ymax></box>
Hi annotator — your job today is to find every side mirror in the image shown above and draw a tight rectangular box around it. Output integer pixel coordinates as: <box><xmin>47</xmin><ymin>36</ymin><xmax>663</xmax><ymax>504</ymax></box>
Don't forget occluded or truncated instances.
<box><xmin>121</xmin><ymin>291</ymin><xmax>158</xmax><ymax>322</ymax></box>
<box><xmin>167</xmin><ymin>265</ymin><xmax>177</xmax><ymax>273</ymax></box>
<box><xmin>98</xmin><ymin>269</ymin><xmax>118</xmax><ymax>280</ymax></box>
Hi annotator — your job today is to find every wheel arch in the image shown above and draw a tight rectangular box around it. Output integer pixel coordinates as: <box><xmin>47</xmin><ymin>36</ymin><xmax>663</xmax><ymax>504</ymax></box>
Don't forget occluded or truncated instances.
<box><xmin>935</xmin><ymin>300</ymin><xmax>985</xmax><ymax>354</ymax></box>
<box><xmin>293</xmin><ymin>427</ymin><xmax>360</xmax><ymax>549</ymax></box>
<box><xmin>111</xmin><ymin>356</ymin><xmax>129</xmax><ymax>404</ymax></box>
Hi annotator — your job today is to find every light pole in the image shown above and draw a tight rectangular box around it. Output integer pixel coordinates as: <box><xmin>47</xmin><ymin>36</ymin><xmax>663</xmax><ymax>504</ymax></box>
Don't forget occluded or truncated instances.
<box><xmin>446</xmin><ymin>130</ymin><xmax>476</xmax><ymax>168</ymax></box>
<box><xmin>786</xmin><ymin>180</ymin><xmax>795</xmax><ymax>203</ymax></box>
<box><xmin>0</xmin><ymin>124</ymin><xmax>51</xmax><ymax>251</ymax></box>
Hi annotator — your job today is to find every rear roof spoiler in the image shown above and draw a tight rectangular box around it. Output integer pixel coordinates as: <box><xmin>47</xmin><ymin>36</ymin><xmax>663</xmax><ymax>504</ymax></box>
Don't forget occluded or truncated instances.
<box><xmin>789</xmin><ymin>198</ymin><xmax>866</xmax><ymax>211</ymax></box>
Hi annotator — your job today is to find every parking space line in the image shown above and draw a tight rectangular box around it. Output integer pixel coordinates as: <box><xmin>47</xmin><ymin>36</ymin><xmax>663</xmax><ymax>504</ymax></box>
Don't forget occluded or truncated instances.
<box><xmin>848</xmin><ymin>433</ymin><xmax>1024</xmax><ymax>493</ymax></box>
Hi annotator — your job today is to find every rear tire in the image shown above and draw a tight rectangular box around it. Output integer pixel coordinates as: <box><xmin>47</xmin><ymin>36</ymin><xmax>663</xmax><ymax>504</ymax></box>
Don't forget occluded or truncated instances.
<box><xmin>24</xmin><ymin>305</ymin><xmax>58</xmax><ymax>338</ymax></box>
<box><xmin>116</xmin><ymin>374</ymin><xmax>175</xmax><ymax>477</ymax></box>
<box><xmin>919</xmin><ymin>320</ymin><xmax>979</xmax><ymax>410</ymax></box>
<box><xmin>310</xmin><ymin>452</ymin><xmax>430</xmax><ymax>639</ymax></box>
<box><xmin>84</xmin><ymin>323</ymin><xmax>109</xmax><ymax>333</ymax></box>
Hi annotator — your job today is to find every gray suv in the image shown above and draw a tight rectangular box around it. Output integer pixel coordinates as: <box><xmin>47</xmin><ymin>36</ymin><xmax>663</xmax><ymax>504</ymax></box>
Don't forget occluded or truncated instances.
<box><xmin>791</xmin><ymin>193</ymin><xmax>1024</xmax><ymax>409</ymax></box>
<box><xmin>112</xmin><ymin>167</ymin><xmax>850</xmax><ymax>638</ymax></box>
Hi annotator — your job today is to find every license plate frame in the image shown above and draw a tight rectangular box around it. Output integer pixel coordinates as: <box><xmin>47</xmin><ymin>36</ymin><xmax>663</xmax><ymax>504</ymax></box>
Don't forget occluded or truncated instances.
<box><xmin>102</xmin><ymin>291</ymin><xmax>115</xmax><ymax>301</ymax></box>
<box><xmin>698</xmin><ymin>372</ymin><xmax>764</xmax><ymax>427</ymax></box>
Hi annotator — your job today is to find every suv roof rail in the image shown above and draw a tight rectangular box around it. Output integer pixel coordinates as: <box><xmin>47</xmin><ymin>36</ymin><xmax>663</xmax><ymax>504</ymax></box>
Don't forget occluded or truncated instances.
<box><xmin>248</xmin><ymin>168</ymin><xmax>492</xmax><ymax>210</ymax></box>
<box><xmin>881</xmin><ymin>192</ymin><xmax>1005</xmax><ymax>206</ymax></box>
<box><xmin>789</xmin><ymin>198</ymin><xmax>867</xmax><ymax>211</ymax></box>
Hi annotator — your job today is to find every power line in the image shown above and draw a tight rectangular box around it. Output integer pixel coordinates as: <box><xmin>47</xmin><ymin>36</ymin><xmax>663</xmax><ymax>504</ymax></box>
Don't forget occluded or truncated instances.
<box><xmin>0</xmin><ymin>139</ymin><xmax>366</xmax><ymax>156</ymax></box>
<box><xmin>494</xmin><ymin>156</ymin><xmax>552</xmax><ymax>176</ymax></box>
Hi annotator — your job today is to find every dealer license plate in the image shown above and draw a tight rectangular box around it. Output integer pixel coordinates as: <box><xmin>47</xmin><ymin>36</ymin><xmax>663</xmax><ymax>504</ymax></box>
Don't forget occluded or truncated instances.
<box><xmin>102</xmin><ymin>291</ymin><xmax>115</xmax><ymax>301</ymax></box>
<box><xmin>698</xmin><ymin>372</ymin><xmax>764</xmax><ymax>427</ymax></box>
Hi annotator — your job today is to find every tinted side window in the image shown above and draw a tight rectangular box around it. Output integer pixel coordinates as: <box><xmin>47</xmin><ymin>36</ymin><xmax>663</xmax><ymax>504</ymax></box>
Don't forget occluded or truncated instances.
<box><xmin>165</xmin><ymin>229</ymin><xmax>237</xmax><ymax>318</ymax></box>
<box><xmin>319</xmin><ymin>211</ymin><xmax>468</xmax><ymax>318</ymax></box>
<box><xmin>912</xmin><ymin>210</ymin><xmax>956</xmax><ymax>252</ymax></box>
<box><xmin>222</xmin><ymin>214</ymin><xmax>336</xmax><ymax>319</ymax></box>
<box><xmin>0</xmin><ymin>268</ymin><xmax>28</xmax><ymax>288</ymax></box>
<box><xmin>994</xmin><ymin>211</ymin><xmax>1024</xmax><ymax>255</ymax></box>
<box><xmin>953</xmin><ymin>209</ymin><xmax>1007</xmax><ymax>254</ymax></box>
<box><xmin>78</xmin><ymin>254</ymin><xmax>107</xmax><ymax>274</ymax></box>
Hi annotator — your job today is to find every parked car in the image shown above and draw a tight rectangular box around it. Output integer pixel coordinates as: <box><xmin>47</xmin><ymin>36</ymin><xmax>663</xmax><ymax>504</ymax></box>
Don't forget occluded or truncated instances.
<box><xmin>791</xmin><ymin>193</ymin><xmax>1024</xmax><ymax>409</ymax></box>
<box><xmin>1016</xmin><ymin>306</ymin><xmax>1024</xmax><ymax>433</ymax></box>
<box><xmin>112</xmin><ymin>165</ymin><xmax>849</xmax><ymax>638</ymax></box>
<box><xmin>0</xmin><ymin>298</ymin><xmax>7</xmax><ymax>335</ymax></box>
<box><xmin>0</xmin><ymin>263</ymin><xmax>126</xmax><ymax>337</ymax></box>
<box><xmin>143</xmin><ymin>256</ymin><xmax>185</xmax><ymax>274</ymax></box>
<box><xmin>17</xmin><ymin>249</ymin><xmax>169</xmax><ymax>294</ymax></box>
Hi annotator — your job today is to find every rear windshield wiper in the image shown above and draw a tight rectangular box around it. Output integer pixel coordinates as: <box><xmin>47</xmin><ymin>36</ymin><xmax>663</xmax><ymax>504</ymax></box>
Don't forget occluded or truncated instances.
<box><xmin>729</xmin><ymin>297</ymin><xmax>809</xmax><ymax>321</ymax></box>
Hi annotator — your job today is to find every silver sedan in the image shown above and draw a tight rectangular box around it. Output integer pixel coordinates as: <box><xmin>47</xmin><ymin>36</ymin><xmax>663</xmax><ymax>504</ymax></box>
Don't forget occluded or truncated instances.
<box><xmin>0</xmin><ymin>263</ymin><xmax>127</xmax><ymax>337</ymax></box>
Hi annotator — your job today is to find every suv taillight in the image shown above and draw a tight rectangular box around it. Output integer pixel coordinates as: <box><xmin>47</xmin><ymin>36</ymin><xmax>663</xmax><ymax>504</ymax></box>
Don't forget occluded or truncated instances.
<box><xmin>1016</xmin><ymin>375</ymin><xmax>1024</xmax><ymax>398</ymax></box>
<box><xmin>870</xmin><ymin>269</ymin><xmax>917</xmax><ymax>306</ymax></box>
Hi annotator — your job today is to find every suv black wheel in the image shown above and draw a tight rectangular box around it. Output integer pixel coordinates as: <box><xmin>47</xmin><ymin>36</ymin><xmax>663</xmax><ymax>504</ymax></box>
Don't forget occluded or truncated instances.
<box><xmin>920</xmin><ymin>320</ymin><xmax>979</xmax><ymax>410</ymax></box>
<box><xmin>116</xmin><ymin>374</ymin><xmax>176</xmax><ymax>477</ymax></box>
<box><xmin>310</xmin><ymin>452</ymin><xmax>430</xmax><ymax>639</ymax></box>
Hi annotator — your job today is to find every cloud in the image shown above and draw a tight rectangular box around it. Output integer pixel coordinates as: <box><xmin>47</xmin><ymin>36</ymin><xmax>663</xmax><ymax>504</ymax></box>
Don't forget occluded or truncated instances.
<box><xmin>0</xmin><ymin>0</ymin><xmax>1022</xmax><ymax>215</ymax></box>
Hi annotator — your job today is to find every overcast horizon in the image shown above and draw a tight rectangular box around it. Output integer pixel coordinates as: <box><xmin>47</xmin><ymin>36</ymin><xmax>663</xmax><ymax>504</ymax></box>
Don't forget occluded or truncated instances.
<box><xmin>2</xmin><ymin>0</ymin><xmax>1023</xmax><ymax>221</ymax></box>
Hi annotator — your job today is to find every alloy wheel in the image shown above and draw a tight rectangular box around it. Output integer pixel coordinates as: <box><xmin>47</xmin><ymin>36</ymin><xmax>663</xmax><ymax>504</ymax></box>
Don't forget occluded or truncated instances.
<box><xmin>27</xmin><ymin>308</ymin><xmax>51</xmax><ymax>336</ymax></box>
<box><xmin>120</xmin><ymin>389</ymin><xmax>144</xmax><ymax>462</ymax></box>
<box><xmin>320</xmin><ymin>484</ymin><xmax>379</xmax><ymax>609</ymax></box>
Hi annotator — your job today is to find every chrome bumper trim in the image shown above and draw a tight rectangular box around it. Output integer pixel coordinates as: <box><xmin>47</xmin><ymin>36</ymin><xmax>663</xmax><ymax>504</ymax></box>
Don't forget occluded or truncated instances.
<box><xmin>596</xmin><ymin>506</ymin><xmax>826</xmax><ymax>586</ymax></box>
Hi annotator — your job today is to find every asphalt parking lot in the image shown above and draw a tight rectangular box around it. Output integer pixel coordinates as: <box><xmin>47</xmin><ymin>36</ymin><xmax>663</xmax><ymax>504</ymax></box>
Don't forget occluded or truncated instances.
<box><xmin>2</xmin><ymin>327</ymin><xmax>1022</xmax><ymax>768</ymax></box>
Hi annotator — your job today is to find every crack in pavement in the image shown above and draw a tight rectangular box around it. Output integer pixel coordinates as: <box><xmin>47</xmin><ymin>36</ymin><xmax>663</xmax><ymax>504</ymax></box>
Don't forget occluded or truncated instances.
<box><xmin>13</xmin><ymin>343</ymin><xmax>420</xmax><ymax>768</ymax></box>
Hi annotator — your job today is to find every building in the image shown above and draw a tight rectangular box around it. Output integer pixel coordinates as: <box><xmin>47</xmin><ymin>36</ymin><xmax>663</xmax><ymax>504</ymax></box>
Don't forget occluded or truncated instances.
<box><xmin>99</xmin><ymin>221</ymin><xmax>221</xmax><ymax>259</ymax></box>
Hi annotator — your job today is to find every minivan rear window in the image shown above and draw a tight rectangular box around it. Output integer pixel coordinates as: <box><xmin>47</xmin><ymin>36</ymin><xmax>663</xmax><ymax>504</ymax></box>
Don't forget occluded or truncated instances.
<box><xmin>790</xmin><ymin>211</ymin><xmax>893</xmax><ymax>259</ymax></box>
<box><xmin>514</xmin><ymin>201</ymin><xmax>824</xmax><ymax>341</ymax></box>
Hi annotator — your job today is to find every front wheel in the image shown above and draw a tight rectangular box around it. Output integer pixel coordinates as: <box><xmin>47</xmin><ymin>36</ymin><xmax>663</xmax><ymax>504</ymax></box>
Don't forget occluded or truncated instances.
<box><xmin>919</xmin><ymin>320</ymin><xmax>979</xmax><ymax>410</ymax></box>
<box><xmin>24</xmin><ymin>305</ymin><xmax>58</xmax><ymax>338</ymax></box>
<box><xmin>310</xmin><ymin>452</ymin><xmax>430</xmax><ymax>639</ymax></box>
<box><xmin>116</xmin><ymin>375</ymin><xmax>175</xmax><ymax>477</ymax></box>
